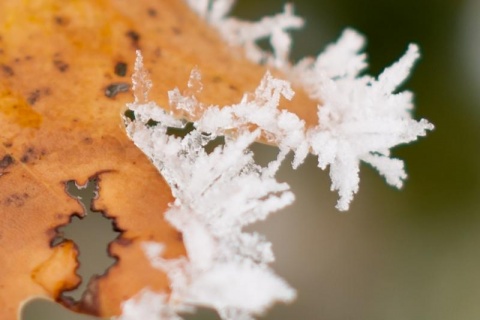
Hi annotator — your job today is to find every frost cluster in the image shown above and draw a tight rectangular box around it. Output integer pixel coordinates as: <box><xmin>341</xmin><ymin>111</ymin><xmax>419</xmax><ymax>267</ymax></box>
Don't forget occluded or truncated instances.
<box><xmin>291</xmin><ymin>31</ymin><xmax>434</xmax><ymax>210</ymax></box>
<box><xmin>184</xmin><ymin>0</ymin><xmax>433</xmax><ymax>210</ymax></box>
<box><xmin>187</xmin><ymin>1</ymin><xmax>303</xmax><ymax>68</ymax></box>
<box><xmin>118</xmin><ymin>1</ymin><xmax>433</xmax><ymax>319</ymax></box>
<box><xmin>121</xmin><ymin>52</ymin><xmax>298</xmax><ymax>320</ymax></box>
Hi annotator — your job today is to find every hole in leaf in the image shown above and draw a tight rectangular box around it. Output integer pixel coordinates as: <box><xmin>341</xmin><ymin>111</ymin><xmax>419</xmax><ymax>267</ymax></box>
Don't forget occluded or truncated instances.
<box><xmin>22</xmin><ymin>298</ymin><xmax>98</xmax><ymax>320</ymax></box>
<box><xmin>124</xmin><ymin>109</ymin><xmax>135</xmax><ymax>121</ymax></box>
<box><xmin>251</xmin><ymin>142</ymin><xmax>281</xmax><ymax>167</ymax></box>
<box><xmin>55</xmin><ymin>179</ymin><xmax>120</xmax><ymax>301</ymax></box>
<box><xmin>166</xmin><ymin>122</ymin><xmax>225</xmax><ymax>154</ymax></box>
<box><xmin>204</xmin><ymin>135</ymin><xmax>225</xmax><ymax>154</ymax></box>
<box><xmin>183</xmin><ymin>307</ymin><xmax>221</xmax><ymax>320</ymax></box>
<box><xmin>146</xmin><ymin>118</ymin><xmax>159</xmax><ymax>127</ymax></box>
<box><xmin>21</xmin><ymin>299</ymin><xmax>221</xmax><ymax>320</ymax></box>
<box><xmin>166</xmin><ymin>122</ymin><xmax>195</xmax><ymax>138</ymax></box>
<box><xmin>255</xmin><ymin>37</ymin><xmax>273</xmax><ymax>54</ymax></box>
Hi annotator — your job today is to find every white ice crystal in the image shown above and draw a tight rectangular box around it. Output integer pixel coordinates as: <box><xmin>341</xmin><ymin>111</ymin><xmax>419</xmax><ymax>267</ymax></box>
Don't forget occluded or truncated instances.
<box><xmin>121</xmin><ymin>51</ymin><xmax>297</xmax><ymax>320</ymax></box>
<box><xmin>117</xmin><ymin>289</ymin><xmax>187</xmax><ymax>320</ymax></box>
<box><xmin>119</xmin><ymin>1</ymin><xmax>433</xmax><ymax>319</ymax></box>
<box><xmin>189</xmin><ymin>1</ymin><xmax>304</xmax><ymax>68</ymax></box>
<box><xmin>185</xmin><ymin>1</ymin><xmax>433</xmax><ymax>210</ymax></box>
<box><xmin>292</xmin><ymin>31</ymin><xmax>434</xmax><ymax>210</ymax></box>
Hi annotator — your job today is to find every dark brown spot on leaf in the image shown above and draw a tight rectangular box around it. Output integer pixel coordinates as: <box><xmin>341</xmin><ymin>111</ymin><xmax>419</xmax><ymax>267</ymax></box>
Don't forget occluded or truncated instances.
<box><xmin>147</xmin><ymin>8</ymin><xmax>157</xmax><ymax>17</ymax></box>
<box><xmin>27</xmin><ymin>89</ymin><xmax>41</xmax><ymax>105</ymax></box>
<box><xmin>53</xmin><ymin>59</ymin><xmax>69</xmax><ymax>72</ymax></box>
<box><xmin>1</xmin><ymin>64</ymin><xmax>14</xmax><ymax>76</ymax></box>
<box><xmin>115</xmin><ymin>238</ymin><xmax>132</xmax><ymax>247</ymax></box>
<box><xmin>105</xmin><ymin>83</ymin><xmax>130</xmax><ymax>98</ymax></box>
<box><xmin>20</xmin><ymin>147</ymin><xmax>35</xmax><ymax>163</ymax></box>
<box><xmin>83</xmin><ymin>137</ymin><xmax>93</xmax><ymax>145</ymax></box>
<box><xmin>0</xmin><ymin>154</ymin><xmax>13</xmax><ymax>167</ymax></box>
<box><xmin>114</xmin><ymin>62</ymin><xmax>127</xmax><ymax>77</ymax></box>
<box><xmin>54</xmin><ymin>16</ymin><xmax>70</xmax><ymax>26</ymax></box>
<box><xmin>177</xmin><ymin>232</ymin><xmax>183</xmax><ymax>242</ymax></box>
<box><xmin>125</xmin><ymin>30</ymin><xmax>140</xmax><ymax>48</ymax></box>
<box><xmin>4</xmin><ymin>193</ymin><xmax>29</xmax><ymax>207</ymax></box>
<box><xmin>0</xmin><ymin>154</ymin><xmax>13</xmax><ymax>170</ymax></box>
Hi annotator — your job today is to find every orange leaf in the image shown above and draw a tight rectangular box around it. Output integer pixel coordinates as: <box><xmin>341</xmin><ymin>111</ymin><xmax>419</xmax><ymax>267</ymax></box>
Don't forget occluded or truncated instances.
<box><xmin>0</xmin><ymin>0</ymin><xmax>316</xmax><ymax>319</ymax></box>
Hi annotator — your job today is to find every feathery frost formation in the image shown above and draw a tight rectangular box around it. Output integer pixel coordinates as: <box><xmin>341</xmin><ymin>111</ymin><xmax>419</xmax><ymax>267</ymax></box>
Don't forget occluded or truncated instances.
<box><xmin>291</xmin><ymin>32</ymin><xmax>433</xmax><ymax>210</ymax></box>
<box><xmin>121</xmin><ymin>52</ymin><xmax>297</xmax><ymax>320</ymax></box>
<box><xmin>119</xmin><ymin>1</ymin><xmax>433</xmax><ymax>319</ymax></box>
<box><xmin>185</xmin><ymin>0</ymin><xmax>433</xmax><ymax>210</ymax></box>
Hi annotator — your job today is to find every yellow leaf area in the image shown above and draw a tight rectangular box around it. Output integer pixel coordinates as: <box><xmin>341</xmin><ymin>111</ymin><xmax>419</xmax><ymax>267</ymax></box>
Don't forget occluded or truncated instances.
<box><xmin>0</xmin><ymin>0</ymin><xmax>317</xmax><ymax>319</ymax></box>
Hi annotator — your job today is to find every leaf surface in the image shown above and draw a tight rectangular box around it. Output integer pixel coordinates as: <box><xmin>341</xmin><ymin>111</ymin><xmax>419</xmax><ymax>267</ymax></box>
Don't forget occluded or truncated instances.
<box><xmin>0</xmin><ymin>0</ymin><xmax>316</xmax><ymax>319</ymax></box>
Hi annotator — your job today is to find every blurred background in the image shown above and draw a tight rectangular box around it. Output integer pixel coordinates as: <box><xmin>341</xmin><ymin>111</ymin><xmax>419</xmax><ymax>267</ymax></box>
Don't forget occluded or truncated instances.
<box><xmin>23</xmin><ymin>0</ymin><xmax>480</xmax><ymax>319</ymax></box>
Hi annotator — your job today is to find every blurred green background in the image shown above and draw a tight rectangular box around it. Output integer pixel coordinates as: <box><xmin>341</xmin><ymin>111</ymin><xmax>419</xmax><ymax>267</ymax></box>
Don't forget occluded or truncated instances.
<box><xmin>23</xmin><ymin>0</ymin><xmax>480</xmax><ymax>319</ymax></box>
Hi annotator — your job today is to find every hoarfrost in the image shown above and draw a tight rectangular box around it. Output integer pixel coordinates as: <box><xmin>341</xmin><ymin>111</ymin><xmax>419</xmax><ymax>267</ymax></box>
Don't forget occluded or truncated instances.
<box><xmin>183</xmin><ymin>1</ymin><xmax>433</xmax><ymax>210</ymax></box>
<box><xmin>117</xmin><ymin>289</ymin><xmax>187</xmax><ymax>320</ymax></box>
<box><xmin>293</xmin><ymin>32</ymin><xmax>434</xmax><ymax>210</ymax></box>
<box><xmin>185</xmin><ymin>0</ymin><xmax>433</xmax><ymax>211</ymax></box>
<box><xmin>119</xmin><ymin>0</ymin><xmax>433</xmax><ymax>319</ymax></box>
<box><xmin>122</xmin><ymin>54</ymin><xmax>297</xmax><ymax>320</ymax></box>
<box><xmin>198</xmin><ymin>2</ymin><xmax>304</xmax><ymax>68</ymax></box>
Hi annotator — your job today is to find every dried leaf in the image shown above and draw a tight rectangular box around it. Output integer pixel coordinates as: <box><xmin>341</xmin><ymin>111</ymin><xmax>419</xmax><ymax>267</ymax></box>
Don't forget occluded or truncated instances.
<box><xmin>0</xmin><ymin>0</ymin><xmax>315</xmax><ymax>319</ymax></box>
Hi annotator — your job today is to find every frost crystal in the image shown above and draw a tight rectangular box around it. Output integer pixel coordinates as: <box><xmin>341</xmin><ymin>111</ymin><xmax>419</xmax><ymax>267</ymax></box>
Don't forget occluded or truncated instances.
<box><xmin>183</xmin><ymin>1</ymin><xmax>433</xmax><ymax>210</ymax></box>
<box><xmin>122</xmin><ymin>58</ymin><xmax>297</xmax><ymax>320</ymax></box>
<box><xmin>293</xmin><ymin>31</ymin><xmax>434</xmax><ymax>210</ymax></box>
<box><xmin>117</xmin><ymin>289</ymin><xmax>187</xmax><ymax>320</ymax></box>
<box><xmin>119</xmin><ymin>1</ymin><xmax>433</xmax><ymax>319</ymax></box>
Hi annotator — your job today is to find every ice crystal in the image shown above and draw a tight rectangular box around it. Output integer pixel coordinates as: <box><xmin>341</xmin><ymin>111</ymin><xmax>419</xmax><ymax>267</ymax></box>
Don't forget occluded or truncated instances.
<box><xmin>122</xmin><ymin>56</ymin><xmax>297</xmax><ymax>320</ymax></box>
<box><xmin>183</xmin><ymin>1</ymin><xmax>433</xmax><ymax>210</ymax></box>
<box><xmin>119</xmin><ymin>0</ymin><xmax>433</xmax><ymax>319</ymax></box>
<box><xmin>293</xmin><ymin>31</ymin><xmax>434</xmax><ymax>210</ymax></box>
<box><xmin>117</xmin><ymin>289</ymin><xmax>187</xmax><ymax>320</ymax></box>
